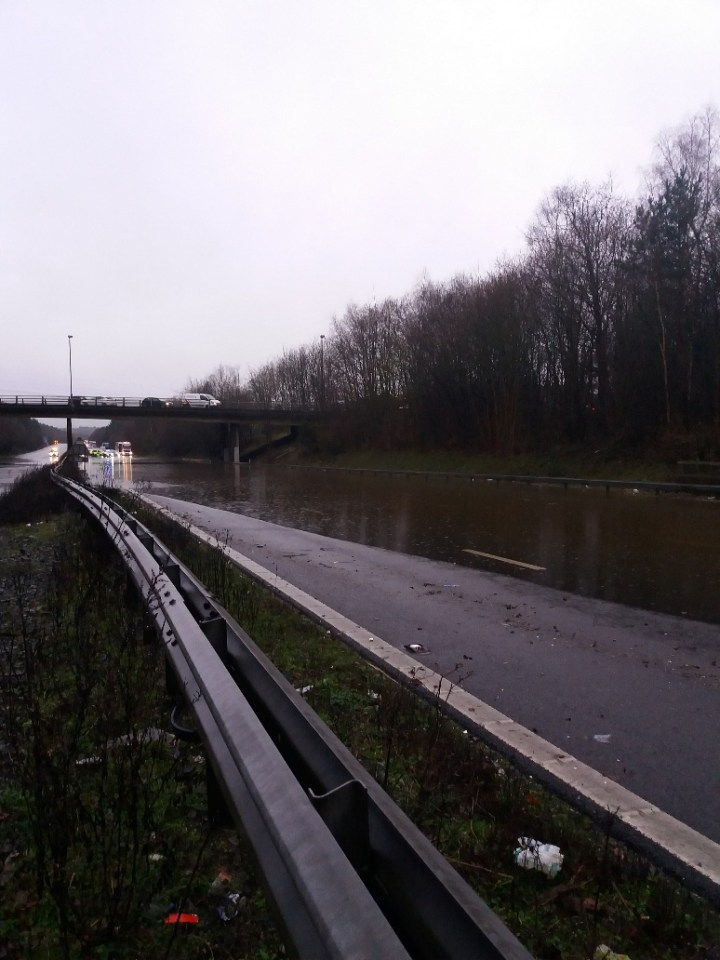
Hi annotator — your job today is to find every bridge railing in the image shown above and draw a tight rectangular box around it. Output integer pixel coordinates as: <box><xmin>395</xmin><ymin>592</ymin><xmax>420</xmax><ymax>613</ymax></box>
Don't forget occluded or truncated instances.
<box><xmin>0</xmin><ymin>394</ymin><xmax>318</xmax><ymax>413</ymax></box>
<box><xmin>0</xmin><ymin>394</ymin><xmax>75</xmax><ymax>405</ymax></box>
<box><xmin>0</xmin><ymin>394</ymin><xmax>143</xmax><ymax>406</ymax></box>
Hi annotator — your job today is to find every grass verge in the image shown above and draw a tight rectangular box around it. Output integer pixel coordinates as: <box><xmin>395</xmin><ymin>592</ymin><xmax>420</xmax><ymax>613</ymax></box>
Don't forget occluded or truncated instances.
<box><xmin>290</xmin><ymin>448</ymin><xmax>675</xmax><ymax>483</ymax></box>
<box><xmin>0</xmin><ymin>470</ymin><xmax>285</xmax><ymax>959</ymax></box>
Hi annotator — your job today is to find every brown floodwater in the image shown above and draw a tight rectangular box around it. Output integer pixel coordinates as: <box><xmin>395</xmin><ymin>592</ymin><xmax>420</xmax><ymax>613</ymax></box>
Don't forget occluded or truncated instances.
<box><xmin>117</xmin><ymin>458</ymin><xmax>720</xmax><ymax>625</ymax></box>
<box><xmin>4</xmin><ymin>448</ymin><xmax>718</xmax><ymax>624</ymax></box>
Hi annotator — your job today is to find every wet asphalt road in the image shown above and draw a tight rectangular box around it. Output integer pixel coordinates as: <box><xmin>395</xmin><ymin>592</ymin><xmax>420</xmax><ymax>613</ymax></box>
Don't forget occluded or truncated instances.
<box><xmin>150</xmin><ymin>495</ymin><xmax>720</xmax><ymax>844</ymax></box>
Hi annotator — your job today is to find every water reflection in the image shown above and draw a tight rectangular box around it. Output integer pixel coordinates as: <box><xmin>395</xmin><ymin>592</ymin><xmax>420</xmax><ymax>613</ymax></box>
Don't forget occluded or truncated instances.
<box><xmin>81</xmin><ymin>453</ymin><xmax>134</xmax><ymax>487</ymax></box>
<box><xmin>0</xmin><ymin>446</ymin><xmax>63</xmax><ymax>494</ymax></box>
<box><xmin>124</xmin><ymin>460</ymin><xmax>720</xmax><ymax>624</ymax></box>
<box><xmin>109</xmin><ymin>455</ymin><xmax>133</xmax><ymax>485</ymax></box>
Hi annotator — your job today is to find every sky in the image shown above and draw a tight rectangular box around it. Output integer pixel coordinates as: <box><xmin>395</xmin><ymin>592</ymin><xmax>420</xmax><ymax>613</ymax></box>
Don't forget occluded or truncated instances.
<box><xmin>2</xmin><ymin>0</ymin><xmax>720</xmax><ymax>414</ymax></box>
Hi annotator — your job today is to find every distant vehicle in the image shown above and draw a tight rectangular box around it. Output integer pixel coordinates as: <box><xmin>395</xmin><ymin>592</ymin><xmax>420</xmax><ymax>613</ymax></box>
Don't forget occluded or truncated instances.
<box><xmin>51</xmin><ymin>439</ymin><xmax>60</xmax><ymax>446</ymax></box>
<box><xmin>141</xmin><ymin>396</ymin><xmax>164</xmax><ymax>408</ymax></box>
<box><xmin>115</xmin><ymin>441</ymin><xmax>132</xmax><ymax>457</ymax></box>
<box><xmin>81</xmin><ymin>396</ymin><xmax>119</xmax><ymax>406</ymax></box>
<box><xmin>175</xmin><ymin>393</ymin><xmax>221</xmax><ymax>407</ymax></box>
<box><xmin>72</xmin><ymin>441</ymin><xmax>89</xmax><ymax>462</ymax></box>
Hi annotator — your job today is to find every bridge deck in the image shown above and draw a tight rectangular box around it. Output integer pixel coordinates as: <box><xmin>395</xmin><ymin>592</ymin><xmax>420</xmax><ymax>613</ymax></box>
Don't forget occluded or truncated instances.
<box><xmin>0</xmin><ymin>395</ymin><xmax>317</xmax><ymax>423</ymax></box>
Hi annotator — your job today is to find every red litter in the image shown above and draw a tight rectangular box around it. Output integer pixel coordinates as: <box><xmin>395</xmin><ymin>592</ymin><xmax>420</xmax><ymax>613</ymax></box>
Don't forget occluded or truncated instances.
<box><xmin>164</xmin><ymin>912</ymin><xmax>199</xmax><ymax>925</ymax></box>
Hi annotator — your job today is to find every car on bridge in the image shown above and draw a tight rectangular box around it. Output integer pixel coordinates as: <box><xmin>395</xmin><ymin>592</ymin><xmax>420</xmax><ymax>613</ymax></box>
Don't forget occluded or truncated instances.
<box><xmin>141</xmin><ymin>396</ymin><xmax>164</xmax><ymax>408</ymax></box>
<box><xmin>81</xmin><ymin>396</ymin><xmax>121</xmax><ymax>406</ymax></box>
<box><xmin>167</xmin><ymin>393</ymin><xmax>221</xmax><ymax>407</ymax></box>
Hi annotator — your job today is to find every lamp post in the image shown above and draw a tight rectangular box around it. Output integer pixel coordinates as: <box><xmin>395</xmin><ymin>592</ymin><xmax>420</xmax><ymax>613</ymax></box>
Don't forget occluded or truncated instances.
<box><xmin>320</xmin><ymin>334</ymin><xmax>325</xmax><ymax>409</ymax></box>
<box><xmin>68</xmin><ymin>335</ymin><xmax>74</xmax><ymax>398</ymax></box>
<box><xmin>67</xmin><ymin>334</ymin><xmax>74</xmax><ymax>449</ymax></box>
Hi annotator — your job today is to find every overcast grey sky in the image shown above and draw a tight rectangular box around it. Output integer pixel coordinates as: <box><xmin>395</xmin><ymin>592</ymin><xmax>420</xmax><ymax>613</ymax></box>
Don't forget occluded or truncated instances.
<box><xmin>2</xmin><ymin>0</ymin><xmax>719</xmax><ymax>406</ymax></box>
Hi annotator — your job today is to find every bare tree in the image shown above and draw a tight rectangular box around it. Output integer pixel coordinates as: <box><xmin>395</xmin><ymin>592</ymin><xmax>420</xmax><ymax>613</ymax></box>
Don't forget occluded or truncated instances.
<box><xmin>248</xmin><ymin>361</ymin><xmax>280</xmax><ymax>405</ymax></box>
<box><xmin>186</xmin><ymin>364</ymin><xmax>249</xmax><ymax>402</ymax></box>
<box><xmin>331</xmin><ymin>299</ymin><xmax>405</xmax><ymax>404</ymax></box>
<box><xmin>649</xmin><ymin>107</ymin><xmax>720</xmax><ymax>427</ymax></box>
<box><xmin>526</xmin><ymin>182</ymin><xmax>629</xmax><ymax>440</ymax></box>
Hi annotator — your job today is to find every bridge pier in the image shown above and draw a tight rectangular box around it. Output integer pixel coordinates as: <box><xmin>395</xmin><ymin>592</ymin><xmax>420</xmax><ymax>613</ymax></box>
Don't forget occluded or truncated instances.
<box><xmin>66</xmin><ymin>416</ymin><xmax>73</xmax><ymax>449</ymax></box>
<box><xmin>225</xmin><ymin>423</ymin><xmax>241</xmax><ymax>463</ymax></box>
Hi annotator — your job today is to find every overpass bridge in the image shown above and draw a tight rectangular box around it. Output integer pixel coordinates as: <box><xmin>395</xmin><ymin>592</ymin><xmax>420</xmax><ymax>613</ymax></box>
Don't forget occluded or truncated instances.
<box><xmin>0</xmin><ymin>394</ymin><xmax>319</xmax><ymax>423</ymax></box>
<box><xmin>0</xmin><ymin>394</ymin><xmax>320</xmax><ymax>461</ymax></box>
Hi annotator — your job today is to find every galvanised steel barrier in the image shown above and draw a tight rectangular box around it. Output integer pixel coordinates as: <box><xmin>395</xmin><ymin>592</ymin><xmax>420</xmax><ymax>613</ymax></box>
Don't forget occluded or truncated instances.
<box><xmin>51</xmin><ymin>466</ymin><xmax>534</xmax><ymax>960</ymax></box>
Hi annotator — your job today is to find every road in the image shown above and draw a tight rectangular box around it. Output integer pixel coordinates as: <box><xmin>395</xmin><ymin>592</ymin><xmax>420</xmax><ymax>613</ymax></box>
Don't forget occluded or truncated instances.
<box><xmin>149</xmin><ymin>494</ymin><xmax>720</xmax><ymax>845</ymax></box>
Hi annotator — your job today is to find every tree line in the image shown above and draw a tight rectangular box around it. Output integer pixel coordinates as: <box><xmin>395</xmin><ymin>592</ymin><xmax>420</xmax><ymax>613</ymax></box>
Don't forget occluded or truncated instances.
<box><xmin>103</xmin><ymin>108</ymin><xmax>720</xmax><ymax>461</ymax></box>
<box><xmin>0</xmin><ymin>416</ymin><xmax>57</xmax><ymax>455</ymax></box>
<box><xmin>231</xmin><ymin>107</ymin><xmax>718</xmax><ymax>458</ymax></box>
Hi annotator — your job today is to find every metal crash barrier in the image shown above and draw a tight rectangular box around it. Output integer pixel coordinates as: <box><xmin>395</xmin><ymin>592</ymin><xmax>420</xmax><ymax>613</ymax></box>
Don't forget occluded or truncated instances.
<box><xmin>51</xmin><ymin>467</ymin><xmax>534</xmax><ymax>960</ymax></box>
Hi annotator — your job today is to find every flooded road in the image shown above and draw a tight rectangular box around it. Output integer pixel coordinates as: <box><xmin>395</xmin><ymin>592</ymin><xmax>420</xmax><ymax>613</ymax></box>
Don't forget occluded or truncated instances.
<box><xmin>4</xmin><ymin>449</ymin><xmax>720</xmax><ymax>624</ymax></box>
<box><xmin>126</xmin><ymin>458</ymin><xmax>720</xmax><ymax>625</ymax></box>
<box><xmin>0</xmin><ymin>444</ymin><xmax>61</xmax><ymax>492</ymax></box>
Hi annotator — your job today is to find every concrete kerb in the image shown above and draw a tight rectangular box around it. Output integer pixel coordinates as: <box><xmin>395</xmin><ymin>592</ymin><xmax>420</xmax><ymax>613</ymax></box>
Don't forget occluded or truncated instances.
<box><xmin>138</xmin><ymin>493</ymin><xmax>720</xmax><ymax>908</ymax></box>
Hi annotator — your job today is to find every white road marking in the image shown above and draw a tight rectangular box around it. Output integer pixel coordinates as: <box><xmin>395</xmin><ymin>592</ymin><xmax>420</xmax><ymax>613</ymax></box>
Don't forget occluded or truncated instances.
<box><xmin>463</xmin><ymin>548</ymin><xmax>545</xmax><ymax>572</ymax></box>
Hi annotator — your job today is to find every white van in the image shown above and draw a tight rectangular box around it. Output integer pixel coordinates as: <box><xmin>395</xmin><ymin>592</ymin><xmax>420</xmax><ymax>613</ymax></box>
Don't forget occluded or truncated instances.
<box><xmin>175</xmin><ymin>393</ymin><xmax>221</xmax><ymax>407</ymax></box>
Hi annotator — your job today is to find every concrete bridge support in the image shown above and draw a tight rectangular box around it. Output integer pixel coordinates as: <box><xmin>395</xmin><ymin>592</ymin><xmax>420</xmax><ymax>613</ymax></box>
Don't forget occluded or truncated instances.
<box><xmin>225</xmin><ymin>423</ymin><xmax>241</xmax><ymax>463</ymax></box>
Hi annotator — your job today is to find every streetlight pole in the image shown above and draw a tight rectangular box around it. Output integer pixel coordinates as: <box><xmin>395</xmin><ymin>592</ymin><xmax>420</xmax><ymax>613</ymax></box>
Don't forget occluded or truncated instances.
<box><xmin>67</xmin><ymin>334</ymin><xmax>74</xmax><ymax>449</ymax></box>
<box><xmin>68</xmin><ymin>335</ymin><xmax>73</xmax><ymax>398</ymax></box>
<box><xmin>320</xmin><ymin>334</ymin><xmax>325</xmax><ymax>409</ymax></box>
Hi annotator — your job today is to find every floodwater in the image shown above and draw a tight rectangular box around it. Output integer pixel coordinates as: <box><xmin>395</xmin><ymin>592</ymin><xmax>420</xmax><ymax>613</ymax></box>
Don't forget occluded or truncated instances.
<box><xmin>126</xmin><ymin>457</ymin><xmax>720</xmax><ymax>625</ymax></box>
<box><xmin>3</xmin><ymin>448</ymin><xmax>720</xmax><ymax>624</ymax></box>
<box><xmin>0</xmin><ymin>445</ymin><xmax>61</xmax><ymax>492</ymax></box>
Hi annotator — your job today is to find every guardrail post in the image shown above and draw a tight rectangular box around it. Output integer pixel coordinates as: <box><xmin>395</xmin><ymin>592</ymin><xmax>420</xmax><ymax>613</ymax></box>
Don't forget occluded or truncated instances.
<box><xmin>309</xmin><ymin>779</ymin><xmax>371</xmax><ymax>877</ymax></box>
<box><xmin>206</xmin><ymin>762</ymin><xmax>234</xmax><ymax>828</ymax></box>
<box><xmin>162</xmin><ymin>561</ymin><xmax>182</xmax><ymax>588</ymax></box>
<box><xmin>165</xmin><ymin>658</ymin><xmax>182</xmax><ymax>701</ymax></box>
<box><xmin>200</xmin><ymin>615</ymin><xmax>229</xmax><ymax>663</ymax></box>
<box><xmin>143</xmin><ymin>613</ymin><xmax>157</xmax><ymax>646</ymax></box>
